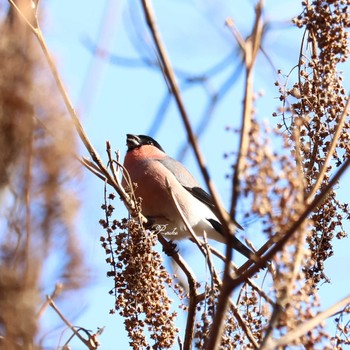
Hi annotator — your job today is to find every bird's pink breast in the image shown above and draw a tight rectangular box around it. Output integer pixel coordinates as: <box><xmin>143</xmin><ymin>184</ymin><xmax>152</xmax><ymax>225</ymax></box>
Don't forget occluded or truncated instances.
<box><xmin>123</xmin><ymin>151</ymin><xmax>175</xmax><ymax>218</ymax></box>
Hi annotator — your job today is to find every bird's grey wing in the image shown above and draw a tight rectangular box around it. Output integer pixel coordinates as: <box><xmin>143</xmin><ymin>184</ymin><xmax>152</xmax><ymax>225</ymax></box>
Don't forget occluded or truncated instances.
<box><xmin>183</xmin><ymin>186</ymin><xmax>251</xmax><ymax>258</ymax></box>
<box><xmin>156</xmin><ymin>157</ymin><xmax>200</xmax><ymax>188</ymax></box>
<box><xmin>157</xmin><ymin>158</ymin><xmax>243</xmax><ymax>230</ymax></box>
<box><xmin>157</xmin><ymin>158</ymin><xmax>252</xmax><ymax>258</ymax></box>
<box><xmin>184</xmin><ymin>185</ymin><xmax>215</xmax><ymax>209</ymax></box>
<box><xmin>186</xmin><ymin>186</ymin><xmax>244</xmax><ymax>231</ymax></box>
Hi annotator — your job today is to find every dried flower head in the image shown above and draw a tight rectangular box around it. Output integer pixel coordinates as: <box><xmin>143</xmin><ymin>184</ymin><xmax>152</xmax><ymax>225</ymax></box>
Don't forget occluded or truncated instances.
<box><xmin>101</xmin><ymin>195</ymin><xmax>178</xmax><ymax>349</ymax></box>
<box><xmin>286</xmin><ymin>0</ymin><xmax>350</xmax><ymax>286</ymax></box>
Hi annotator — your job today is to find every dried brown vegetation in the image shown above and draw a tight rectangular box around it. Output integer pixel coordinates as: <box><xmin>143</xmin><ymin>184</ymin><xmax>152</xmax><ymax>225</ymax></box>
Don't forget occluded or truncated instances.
<box><xmin>0</xmin><ymin>2</ymin><xmax>88</xmax><ymax>349</ymax></box>
<box><xmin>1</xmin><ymin>0</ymin><xmax>350</xmax><ymax>349</ymax></box>
<box><xmin>286</xmin><ymin>0</ymin><xmax>350</xmax><ymax>286</ymax></box>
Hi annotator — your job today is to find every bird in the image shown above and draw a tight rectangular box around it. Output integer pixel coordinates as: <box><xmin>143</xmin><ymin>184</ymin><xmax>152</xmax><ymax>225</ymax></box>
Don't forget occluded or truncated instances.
<box><xmin>123</xmin><ymin>134</ymin><xmax>253</xmax><ymax>259</ymax></box>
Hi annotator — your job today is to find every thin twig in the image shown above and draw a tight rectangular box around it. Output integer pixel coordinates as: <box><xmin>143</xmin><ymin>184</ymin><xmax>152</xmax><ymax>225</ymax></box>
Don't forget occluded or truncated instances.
<box><xmin>202</xmin><ymin>232</ymin><xmax>221</xmax><ymax>289</ymax></box>
<box><xmin>8</xmin><ymin>0</ymin><xmax>36</xmax><ymax>31</ymax></box>
<box><xmin>37</xmin><ymin>283</ymin><xmax>63</xmax><ymax>318</ymax></box>
<box><xmin>195</xmin><ymin>251</ymin><xmax>260</xmax><ymax>348</ymax></box>
<box><xmin>293</xmin><ymin>119</ymin><xmax>307</xmax><ymax>190</ymax></box>
<box><xmin>228</xmin><ymin>298</ymin><xmax>260</xmax><ymax>349</ymax></box>
<box><xmin>205</xmin><ymin>145</ymin><xmax>350</xmax><ymax>349</ymax></box>
<box><xmin>157</xmin><ymin>234</ymin><xmax>198</xmax><ymax>350</ymax></box>
<box><xmin>81</xmin><ymin>158</ymin><xmax>108</xmax><ymax>182</ymax></box>
<box><xmin>140</xmin><ymin>5</ymin><xmax>253</xmax><ymax>347</ymax></box>
<box><xmin>225</xmin><ymin>18</ymin><xmax>246</xmax><ymax>51</ymax></box>
<box><xmin>210</xmin><ymin>245</ymin><xmax>274</xmax><ymax>306</ymax></box>
<box><xmin>24</xmin><ymin>126</ymin><xmax>34</xmax><ymax>286</ymax></box>
<box><xmin>8</xmin><ymin>1</ymin><xmax>137</xmax><ymax>216</ymax></box>
<box><xmin>166</xmin><ymin>179</ymin><xmax>261</xmax><ymax>348</ymax></box>
<box><xmin>260</xmin><ymin>223</ymin><xmax>307</xmax><ymax>349</ymax></box>
<box><xmin>207</xmin><ymin>4</ymin><xmax>264</xmax><ymax>348</ymax></box>
<box><xmin>165</xmin><ymin>179</ymin><xmax>221</xmax><ymax>348</ymax></box>
<box><xmin>232</xmin><ymin>153</ymin><xmax>350</xmax><ymax>285</ymax></box>
<box><xmin>48</xmin><ymin>296</ymin><xmax>99</xmax><ymax>349</ymax></box>
<box><xmin>260</xmin><ymin>128</ymin><xmax>308</xmax><ymax>349</ymax></box>
<box><xmin>307</xmin><ymin>93</ymin><xmax>350</xmax><ymax>201</ymax></box>
<box><xmin>266</xmin><ymin>294</ymin><xmax>350</xmax><ymax>349</ymax></box>
<box><xmin>165</xmin><ymin>179</ymin><xmax>219</xmax><ymax>283</ymax></box>
<box><xmin>230</xmin><ymin>0</ymin><xmax>264</xmax><ymax>218</ymax></box>
<box><xmin>140</xmin><ymin>0</ymin><xmax>233</xmax><ymax>240</ymax></box>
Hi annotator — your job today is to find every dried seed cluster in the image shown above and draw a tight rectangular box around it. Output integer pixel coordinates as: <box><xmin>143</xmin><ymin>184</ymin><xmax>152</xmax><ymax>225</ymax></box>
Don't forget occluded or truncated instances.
<box><xmin>332</xmin><ymin>306</ymin><xmax>350</xmax><ymax>348</ymax></box>
<box><xmin>237</xmin><ymin>287</ymin><xmax>269</xmax><ymax>346</ymax></box>
<box><xmin>272</xmin><ymin>237</ymin><xmax>332</xmax><ymax>348</ymax></box>
<box><xmin>291</xmin><ymin>0</ymin><xmax>349</xmax><ymax>130</ymax></box>
<box><xmin>100</xmin><ymin>196</ymin><xmax>178</xmax><ymax>350</ymax></box>
<box><xmin>240</xmin><ymin>120</ymin><xmax>306</xmax><ymax>238</ymax></box>
<box><xmin>233</xmin><ymin>118</ymin><xmax>333</xmax><ymax>346</ymax></box>
<box><xmin>194</xmin><ymin>283</ymin><xmax>271</xmax><ymax>349</ymax></box>
<box><xmin>278</xmin><ymin>0</ymin><xmax>350</xmax><ymax>286</ymax></box>
<box><xmin>193</xmin><ymin>286</ymin><xmax>220</xmax><ymax>349</ymax></box>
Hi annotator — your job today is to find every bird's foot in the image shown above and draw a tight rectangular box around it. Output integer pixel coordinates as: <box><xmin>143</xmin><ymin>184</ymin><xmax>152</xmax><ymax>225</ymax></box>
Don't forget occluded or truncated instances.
<box><xmin>144</xmin><ymin>217</ymin><xmax>156</xmax><ymax>230</ymax></box>
<box><xmin>162</xmin><ymin>240</ymin><xmax>179</xmax><ymax>256</ymax></box>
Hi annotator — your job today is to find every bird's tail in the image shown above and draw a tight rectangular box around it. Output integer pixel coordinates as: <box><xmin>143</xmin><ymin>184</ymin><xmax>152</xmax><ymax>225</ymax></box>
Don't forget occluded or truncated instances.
<box><xmin>231</xmin><ymin>235</ymin><xmax>254</xmax><ymax>259</ymax></box>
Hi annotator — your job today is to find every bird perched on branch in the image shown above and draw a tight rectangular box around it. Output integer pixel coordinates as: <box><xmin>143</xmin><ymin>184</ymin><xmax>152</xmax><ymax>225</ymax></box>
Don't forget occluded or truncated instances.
<box><xmin>123</xmin><ymin>134</ymin><xmax>253</xmax><ymax>259</ymax></box>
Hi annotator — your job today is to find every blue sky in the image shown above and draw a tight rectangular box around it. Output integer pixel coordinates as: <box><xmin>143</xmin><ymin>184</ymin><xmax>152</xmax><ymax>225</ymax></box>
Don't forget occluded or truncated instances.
<box><xmin>33</xmin><ymin>0</ymin><xmax>350</xmax><ymax>348</ymax></box>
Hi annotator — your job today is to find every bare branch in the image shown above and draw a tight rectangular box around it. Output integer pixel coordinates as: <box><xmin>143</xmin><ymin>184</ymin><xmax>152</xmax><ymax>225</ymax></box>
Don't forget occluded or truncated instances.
<box><xmin>230</xmin><ymin>0</ymin><xmax>264</xmax><ymax>217</ymax></box>
<box><xmin>48</xmin><ymin>296</ymin><xmax>99</xmax><ymax>349</ymax></box>
<box><xmin>207</xmin><ymin>3</ymin><xmax>265</xmax><ymax>348</ymax></box>
<box><xmin>8</xmin><ymin>0</ymin><xmax>138</xmax><ymax>217</ymax></box>
<box><xmin>140</xmin><ymin>0</ymin><xmax>233</xmax><ymax>240</ymax></box>
<box><xmin>36</xmin><ymin>283</ymin><xmax>63</xmax><ymax>318</ymax></box>
<box><xmin>268</xmin><ymin>294</ymin><xmax>350</xmax><ymax>349</ymax></box>
<box><xmin>307</xmin><ymin>94</ymin><xmax>350</xmax><ymax>202</ymax></box>
<box><xmin>157</xmin><ymin>234</ymin><xmax>198</xmax><ymax>349</ymax></box>
<box><xmin>233</xmin><ymin>153</ymin><xmax>350</xmax><ymax>286</ymax></box>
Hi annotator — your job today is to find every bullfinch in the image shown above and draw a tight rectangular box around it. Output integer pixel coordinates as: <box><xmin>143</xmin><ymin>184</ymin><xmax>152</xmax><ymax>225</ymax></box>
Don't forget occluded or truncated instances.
<box><xmin>123</xmin><ymin>134</ymin><xmax>253</xmax><ymax>259</ymax></box>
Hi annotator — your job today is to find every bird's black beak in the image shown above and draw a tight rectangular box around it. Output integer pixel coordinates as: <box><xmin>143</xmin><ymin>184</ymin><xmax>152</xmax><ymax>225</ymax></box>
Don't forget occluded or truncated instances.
<box><xmin>126</xmin><ymin>134</ymin><xmax>141</xmax><ymax>151</ymax></box>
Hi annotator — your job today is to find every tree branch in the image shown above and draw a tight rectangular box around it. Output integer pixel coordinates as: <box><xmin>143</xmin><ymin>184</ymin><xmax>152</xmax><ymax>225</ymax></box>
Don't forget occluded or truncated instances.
<box><xmin>267</xmin><ymin>294</ymin><xmax>350</xmax><ymax>349</ymax></box>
